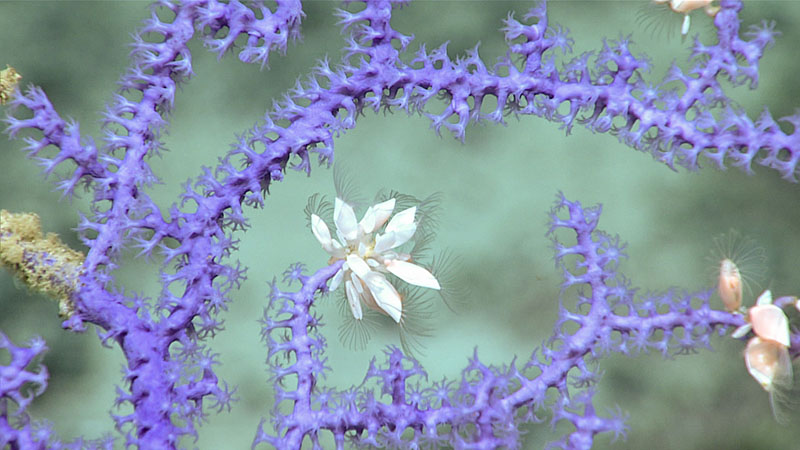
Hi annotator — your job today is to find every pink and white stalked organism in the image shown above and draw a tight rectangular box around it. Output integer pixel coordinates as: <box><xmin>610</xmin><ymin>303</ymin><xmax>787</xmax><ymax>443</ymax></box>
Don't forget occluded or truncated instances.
<box><xmin>718</xmin><ymin>258</ymin><xmax>743</xmax><ymax>312</ymax></box>
<box><xmin>710</xmin><ymin>230</ymin><xmax>766</xmax><ymax>313</ymax></box>
<box><xmin>652</xmin><ymin>0</ymin><xmax>720</xmax><ymax>37</ymax></box>
<box><xmin>733</xmin><ymin>290</ymin><xmax>799</xmax><ymax>424</ymax></box>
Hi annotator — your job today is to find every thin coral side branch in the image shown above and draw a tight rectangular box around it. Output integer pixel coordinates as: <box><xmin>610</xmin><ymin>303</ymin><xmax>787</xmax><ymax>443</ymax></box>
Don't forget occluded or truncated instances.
<box><xmin>254</xmin><ymin>195</ymin><xmax>769</xmax><ymax>448</ymax></box>
<box><xmin>0</xmin><ymin>333</ymin><xmax>49</xmax><ymax>448</ymax></box>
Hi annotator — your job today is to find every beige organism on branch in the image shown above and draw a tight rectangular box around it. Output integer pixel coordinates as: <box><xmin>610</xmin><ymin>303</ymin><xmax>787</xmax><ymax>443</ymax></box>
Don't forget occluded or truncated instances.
<box><xmin>0</xmin><ymin>210</ymin><xmax>84</xmax><ymax>317</ymax></box>
<box><xmin>0</xmin><ymin>65</ymin><xmax>22</xmax><ymax>105</ymax></box>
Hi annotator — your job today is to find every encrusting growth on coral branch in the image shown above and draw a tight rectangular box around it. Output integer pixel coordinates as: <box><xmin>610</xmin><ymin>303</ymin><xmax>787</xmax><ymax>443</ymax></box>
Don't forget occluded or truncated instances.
<box><xmin>0</xmin><ymin>65</ymin><xmax>22</xmax><ymax>105</ymax></box>
<box><xmin>0</xmin><ymin>210</ymin><xmax>84</xmax><ymax>317</ymax></box>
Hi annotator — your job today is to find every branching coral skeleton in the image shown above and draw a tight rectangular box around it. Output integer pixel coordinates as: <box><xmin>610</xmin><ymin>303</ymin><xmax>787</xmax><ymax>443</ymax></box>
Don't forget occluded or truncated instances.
<box><xmin>1</xmin><ymin>0</ymin><xmax>799</xmax><ymax>448</ymax></box>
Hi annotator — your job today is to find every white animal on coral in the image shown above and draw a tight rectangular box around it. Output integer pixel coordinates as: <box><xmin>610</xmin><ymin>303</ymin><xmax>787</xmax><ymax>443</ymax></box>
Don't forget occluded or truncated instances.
<box><xmin>311</xmin><ymin>197</ymin><xmax>440</xmax><ymax>323</ymax></box>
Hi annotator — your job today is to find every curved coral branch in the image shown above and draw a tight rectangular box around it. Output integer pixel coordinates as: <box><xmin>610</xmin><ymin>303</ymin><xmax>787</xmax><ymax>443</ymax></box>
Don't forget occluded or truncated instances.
<box><xmin>234</xmin><ymin>0</ymin><xmax>798</xmax><ymax>185</ymax></box>
<box><xmin>255</xmin><ymin>194</ymin><xmax>775</xmax><ymax>449</ymax></box>
<box><xmin>0</xmin><ymin>333</ymin><xmax>49</xmax><ymax>449</ymax></box>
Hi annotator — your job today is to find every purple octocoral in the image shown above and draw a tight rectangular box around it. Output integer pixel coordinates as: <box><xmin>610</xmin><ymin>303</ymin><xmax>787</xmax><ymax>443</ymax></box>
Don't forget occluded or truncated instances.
<box><xmin>1</xmin><ymin>0</ymin><xmax>798</xmax><ymax>448</ymax></box>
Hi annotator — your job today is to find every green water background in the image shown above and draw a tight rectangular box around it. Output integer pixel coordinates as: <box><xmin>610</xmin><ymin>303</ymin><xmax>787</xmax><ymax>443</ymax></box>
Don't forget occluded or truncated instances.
<box><xmin>1</xmin><ymin>1</ymin><xmax>799</xmax><ymax>448</ymax></box>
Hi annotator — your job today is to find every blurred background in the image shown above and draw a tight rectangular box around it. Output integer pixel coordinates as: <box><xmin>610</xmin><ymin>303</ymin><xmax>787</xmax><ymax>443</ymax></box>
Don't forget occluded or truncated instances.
<box><xmin>1</xmin><ymin>1</ymin><xmax>799</xmax><ymax>448</ymax></box>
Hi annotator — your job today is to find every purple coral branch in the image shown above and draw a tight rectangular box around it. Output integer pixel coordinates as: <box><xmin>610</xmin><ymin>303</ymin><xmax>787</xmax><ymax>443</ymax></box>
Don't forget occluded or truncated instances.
<box><xmin>5</xmin><ymin>0</ymin><xmax>303</xmax><ymax>446</ymax></box>
<box><xmin>253</xmin><ymin>194</ymin><xmax>755</xmax><ymax>449</ymax></box>
<box><xmin>0</xmin><ymin>333</ymin><xmax>49</xmax><ymax>449</ymax></box>
<box><xmin>1</xmin><ymin>0</ymin><xmax>798</xmax><ymax>448</ymax></box>
<box><xmin>273</xmin><ymin>0</ymin><xmax>797</xmax><ymax>179</ymax></box>
<box><xmin>255</xmin><ymin>261</ymin><xmax>343</xmax><ymax>449</ymax></box>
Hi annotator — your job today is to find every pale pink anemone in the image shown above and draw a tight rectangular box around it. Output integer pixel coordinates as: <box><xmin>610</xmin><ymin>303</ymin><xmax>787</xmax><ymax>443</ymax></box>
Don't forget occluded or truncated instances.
<box><xmin>311</xmin><ymin>197</ymin><xmax>440</xmax><ymax>323</ymax></box>
<box><xmin>653</xmin><ymin>0</ymin><xmax>720</xmax><ymax>37</ymax></box>
<box><xmin>733</xmin><ymin>291</ymin><xmax>793</xmax><ymax>393</ymax></box>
